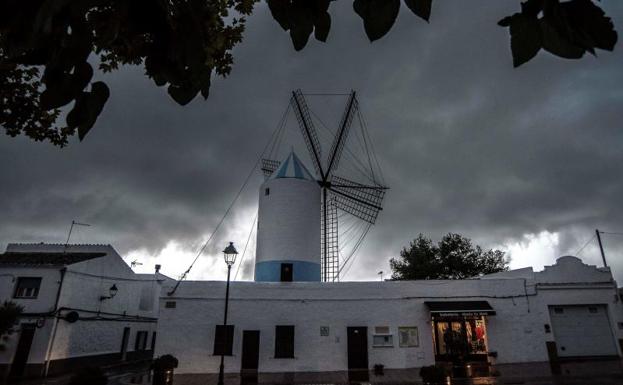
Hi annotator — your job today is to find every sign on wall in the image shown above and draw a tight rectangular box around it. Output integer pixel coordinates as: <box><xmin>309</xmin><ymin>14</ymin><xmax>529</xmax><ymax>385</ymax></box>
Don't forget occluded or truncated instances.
<box><xmin>320</xmin><ymin>326</ymin><xmax>330</xmax><ymax>336</ymax></box>
<box><xmin>398</xmin><ymin>327</ymin><xmax>419</xmax><ymax>347</ymax></box>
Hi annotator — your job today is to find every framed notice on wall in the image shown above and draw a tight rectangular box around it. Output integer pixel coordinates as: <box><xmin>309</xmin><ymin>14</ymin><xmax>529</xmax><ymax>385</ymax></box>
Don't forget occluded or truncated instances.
<box><xmin>398</xmin><ymin>327</ymin><xmax>419</xmax><ymax>347</ymax></box>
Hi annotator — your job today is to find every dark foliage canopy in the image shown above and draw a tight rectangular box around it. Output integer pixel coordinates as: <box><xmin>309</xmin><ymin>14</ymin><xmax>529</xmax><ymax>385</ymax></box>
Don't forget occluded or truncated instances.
<box><xmin>390</xmin><ymin>233</ymin><xmax>509</xmax><ymax>280</ymax></box>
<box><xmin>0</xmin><ymin>301</ymin><xmax>24</xmax><ymax>350</ymax></box>
<box><xmin>0</xmin><ymin>0</ymin><xmax>617</xmax><ymax>146</ymax></box>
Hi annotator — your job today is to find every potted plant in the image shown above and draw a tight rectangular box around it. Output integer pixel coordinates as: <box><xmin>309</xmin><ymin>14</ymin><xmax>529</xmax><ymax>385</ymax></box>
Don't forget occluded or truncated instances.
<box><xmin>68</xmin><ymin>367</ymin><xmax>107</xmax><ymax>385</ymax></box>
<box><xmin>152</xmin><ymin>354</ymin><xmax>178</xmax><ymax>385</ymax></box>
<box><xmin>419</xmin><ymin>365</ymin><xmax>447</xmax><ymax>385</ymax></box>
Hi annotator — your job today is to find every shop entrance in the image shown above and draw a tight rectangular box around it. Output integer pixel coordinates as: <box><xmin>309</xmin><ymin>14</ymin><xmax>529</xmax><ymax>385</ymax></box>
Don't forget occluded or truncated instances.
<box><xmin>425</xmin><ymin>301</ymin><xmax>495</xmax><ymax>367</ymax></box>
<box><xmin>432</xmin><ymin>316</ymin><xmax>489</xmax><ymax>363</ymax></box>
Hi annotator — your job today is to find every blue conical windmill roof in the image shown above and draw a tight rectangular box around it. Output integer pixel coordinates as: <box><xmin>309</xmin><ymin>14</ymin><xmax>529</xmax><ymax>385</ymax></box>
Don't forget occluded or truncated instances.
<box><xmin>270</xmin><ymin>151</ymin><xmax>316</xmax><ymax>181</ymax></box>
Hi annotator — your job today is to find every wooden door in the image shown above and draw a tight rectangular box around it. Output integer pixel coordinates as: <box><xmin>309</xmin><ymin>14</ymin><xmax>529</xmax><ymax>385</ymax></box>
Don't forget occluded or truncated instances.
<box><xmin>347</xmin><ymin>327</ymin><xmax>368</xmax><ymax>370</ymax></box>
<box><xmin>9</xmin><ymin>324</ymin><xmax>36</xmax><ymax>379</ymax></box>
<box><xmin>241</xmin><ymin>330</ymin><xmax>260</xmax><ymax>371</ymax></box>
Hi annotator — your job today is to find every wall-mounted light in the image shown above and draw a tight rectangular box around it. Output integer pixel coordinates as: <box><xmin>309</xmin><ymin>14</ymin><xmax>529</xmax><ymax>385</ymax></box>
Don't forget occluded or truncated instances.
<box><xmin>100</xmin><ymin>284</ymin><xmax>118</xmax><ymax>301</ymax></box>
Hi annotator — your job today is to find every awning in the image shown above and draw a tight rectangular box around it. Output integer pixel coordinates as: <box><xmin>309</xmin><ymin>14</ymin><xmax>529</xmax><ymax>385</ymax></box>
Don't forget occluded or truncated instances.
<box><xmin>425</xmin><ymin>301</ymin><xmax>496</xmax><ymax>317</ymax></box>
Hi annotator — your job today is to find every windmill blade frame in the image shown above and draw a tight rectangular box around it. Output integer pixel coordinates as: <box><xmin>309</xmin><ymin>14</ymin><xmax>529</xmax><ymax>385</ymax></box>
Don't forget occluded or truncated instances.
<box><xmin>261</xmin><ymin>158</ymin><xmax>281</xmax><ymax>178</ymax></box>
<box><xmin>328</xmin><ymin>175</ymin><xmax>387</xmax><ymax>225</ymax></box>
<box><xmin>326</xmin><ymin>91</ymin><xmax>358</xmax><ymax>179</ymax></box>
<box><xmin>291</xmin><ymin>89</ymin><xmax>324</xmax><ymax>179</ymax></box>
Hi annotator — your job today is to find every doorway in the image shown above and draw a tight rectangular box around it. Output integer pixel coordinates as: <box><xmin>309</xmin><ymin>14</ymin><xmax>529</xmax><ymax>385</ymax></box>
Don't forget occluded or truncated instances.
<box><xmin>280</xmin><ymin>263</ymin><xmax>293</xmax><ymax>282</ymax></box>
<box><xmin>241</xmin><ymin>330</ymin><xmax>260</xmax><ymax>372</ymax></box>
<box><xmin>120</xmin><ymin>327</ymin><xmax>130</xmax><ymax>361</ymax></box>
<box><xmin>9</xmin><ymin>324</ymin><xmax>36</xmax><ymax>380</ymax></box>
<box><xmin>347</xmin><ymin>327</ymin><xmax>368</xmax><ymax>369</ymax></box>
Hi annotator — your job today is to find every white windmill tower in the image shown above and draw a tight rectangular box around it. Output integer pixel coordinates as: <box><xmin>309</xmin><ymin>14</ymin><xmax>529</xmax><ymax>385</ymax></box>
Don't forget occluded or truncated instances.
<box><xmin>254</xmin><ymin>90</ymin><xmax>387</xmax><ymax>282</ymax></box>
<box><xmin>255</xmin><ymin>152</ymin><xmax>321</xmax><ymax>281</ymax></box>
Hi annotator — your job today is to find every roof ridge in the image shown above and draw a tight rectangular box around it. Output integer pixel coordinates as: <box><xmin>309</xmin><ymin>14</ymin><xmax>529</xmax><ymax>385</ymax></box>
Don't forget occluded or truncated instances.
<box><xmin>8</xmin><ymin>243</ymin><xmax>112</xmax><ymax>246</ymax></box>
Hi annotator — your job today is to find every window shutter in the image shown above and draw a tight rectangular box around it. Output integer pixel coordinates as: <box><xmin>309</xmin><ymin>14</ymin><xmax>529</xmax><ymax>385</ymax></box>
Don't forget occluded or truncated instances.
<box><xmin>213</xmin><ymin>325</ymin><xmax>234</xmax><ymax>356</ymax></box>
<box><xmin>275</xmin><ymin>325</ymin><xmax>295</xmax><ymax>358</ymax></box>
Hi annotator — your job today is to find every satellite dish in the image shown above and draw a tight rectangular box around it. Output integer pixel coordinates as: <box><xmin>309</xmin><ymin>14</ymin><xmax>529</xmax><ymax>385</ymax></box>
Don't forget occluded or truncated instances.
<box><xmin>64</xmin><ymin>311</ymin><xmax>79</xmax><ymax>323</ymax></box>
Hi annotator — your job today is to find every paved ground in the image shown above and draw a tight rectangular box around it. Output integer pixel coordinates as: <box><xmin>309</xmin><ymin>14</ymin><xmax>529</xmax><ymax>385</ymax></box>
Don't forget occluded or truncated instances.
<box><xmin>115</xmin><ymin>362</ymin><xmax>623</xmax><ymax>385</ymax></box>
<box><xmin>13</xmin><ymin>360</ymin><xmax>623</xmax><ymax>385</ymax></box>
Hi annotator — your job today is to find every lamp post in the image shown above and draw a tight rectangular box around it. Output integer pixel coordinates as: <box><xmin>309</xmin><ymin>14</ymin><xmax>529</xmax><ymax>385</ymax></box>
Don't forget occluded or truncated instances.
<box><xmin>218</xmin><ymin>242</ymin><xmax>238</xmax><ymax>385</ymax></box>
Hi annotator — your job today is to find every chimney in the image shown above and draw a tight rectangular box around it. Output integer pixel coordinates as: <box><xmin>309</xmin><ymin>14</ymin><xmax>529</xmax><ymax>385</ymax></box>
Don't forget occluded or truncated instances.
<box><xmin>155</xmin><ymin>264</ymin><xmax>161</xmax><ymax>273</ymax></box>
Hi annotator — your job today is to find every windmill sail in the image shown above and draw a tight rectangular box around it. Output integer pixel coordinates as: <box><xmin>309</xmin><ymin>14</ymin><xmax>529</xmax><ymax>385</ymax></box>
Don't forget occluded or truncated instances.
<box><xmin>291</xmin><ymin>90</ymin><xmax>323</xmax><ymax>178</ymax></box>
<box><xmin>326</xmin><ymin>91</ymin><xmax>358</xmax><ymax>178</ymax></box>
<box><xmin>264</xmin><ymin>90</ymin><xmax>388</xmax><ymax>282</ymax></box>
<box><xmin>261</xmin><ymin>158</ymin><xmax>281</xmax><ymax>178</ymax></box>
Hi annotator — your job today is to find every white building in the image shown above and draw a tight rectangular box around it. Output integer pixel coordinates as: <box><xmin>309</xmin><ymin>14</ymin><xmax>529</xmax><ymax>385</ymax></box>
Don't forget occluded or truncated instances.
<box><xmin>0</xmin><ymin>243</ymin><xmax>172</xmax><ymax>381</ymax></box>
<box><xmin>155</xmin><ymin>152</ymin><xmax>623</xmax><ymax>382</ymax></box>
<box><xmin>156</xmin><ymin>256</ymin><xmax>623</xmax><ymax>382</ymax></box>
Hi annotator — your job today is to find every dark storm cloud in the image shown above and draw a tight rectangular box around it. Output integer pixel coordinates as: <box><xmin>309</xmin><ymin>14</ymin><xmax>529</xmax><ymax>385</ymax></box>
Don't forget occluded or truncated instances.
<box><xmin>1</xmin><ymin>1</ymin><xmax>622</xmax><ymax>281</ymax></box>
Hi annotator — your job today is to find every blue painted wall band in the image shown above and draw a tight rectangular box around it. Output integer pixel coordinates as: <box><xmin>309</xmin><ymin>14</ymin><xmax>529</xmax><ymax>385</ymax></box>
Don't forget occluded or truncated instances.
<box><xmin>255</xmin><ymin>260</ymin><xmax>321</xmax><ymax>282</ymax></box>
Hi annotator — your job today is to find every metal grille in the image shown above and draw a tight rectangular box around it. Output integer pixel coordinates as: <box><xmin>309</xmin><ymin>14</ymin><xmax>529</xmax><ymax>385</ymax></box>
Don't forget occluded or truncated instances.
<box><xmin>321</xmin><ymin>198</ymin><xmax>339</xmax><ymax>282</ymax></box>
<box><xmin>330</xmin><ymin>176</ymin><xmax>386</xmax><ymax>224</ymax></box>
<box><xmin>291</xmin><ymin>89</ymin><xmax>322</xmax><ymax>177</ymax></box>
<box><xmin>261</xmin><ymin>158</ymin><xmax>281</xmax><ymax>177</ymax></box>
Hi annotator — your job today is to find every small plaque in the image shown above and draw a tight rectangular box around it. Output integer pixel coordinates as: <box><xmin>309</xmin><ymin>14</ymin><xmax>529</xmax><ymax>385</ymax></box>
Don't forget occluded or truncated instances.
<box><xmin>320</xmin><ymin>326</ymin><xmax>330</xmax><ymax>336</ymax></box>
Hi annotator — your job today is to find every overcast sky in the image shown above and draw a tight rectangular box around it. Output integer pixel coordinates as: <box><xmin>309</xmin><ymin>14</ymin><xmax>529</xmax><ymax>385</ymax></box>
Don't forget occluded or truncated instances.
<box><xmin>1</xmin><ymin>1</ymin><xmax>622</xmax><ymax>283</ymax></box>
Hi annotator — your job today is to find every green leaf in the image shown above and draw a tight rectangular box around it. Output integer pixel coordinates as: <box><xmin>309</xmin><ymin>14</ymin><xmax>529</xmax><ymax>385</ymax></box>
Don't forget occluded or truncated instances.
<box><xmin>267</xmin><ymin>0</ymin><xmax>292</xmax><ymax>31</ymax></box>
<box><xmin>506</xmin><ymin>13</ymin><xmax>543</xmax><ymax>67</ymax></box>
<box><xmin>66</xmin><ymin>82</ymin><xmax>110</xmax><ymax>141</ymax></box>
<box><xmin>40</xmin><ymin>62</ymin><xmax>93</xmax><ymax>110</ymax></box>
<box><xmin>289</xmin><ymin>3</ymin><xmax>314</xmax><ymax>51</ymax></box>
<box><xmin>354</xmin><ymin>0</ymin><xmax>400</xmax><ymax>42</ymax></box>
<box><xmin>167</xmin><ymin>83</ymin><xmax>199</xmax><ymax>106</ymax></box>
<box><xmin>314</xmin><ymin>12</ymin><xmax>331</xmax><ymax>42</ymax></box>
<box><xmin>404</xmin><ymin>0</ymin><xmax>432</xmax><ymax>22</ymax></box>
<box><xmin>562</xmin><ymin>0</ymin><xmax>617</xmax><ymax>52</ymax></box>
<box><xmin>540</xmin><ymin>19</ymin><xmax>585</xmax><ymax>59</ymax></box>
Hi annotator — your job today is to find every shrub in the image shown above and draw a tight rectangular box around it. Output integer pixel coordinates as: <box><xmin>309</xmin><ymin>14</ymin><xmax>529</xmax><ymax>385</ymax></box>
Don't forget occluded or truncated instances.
<box><xmin>419</xmin><ymin>365</ymin><xmax>447</xmax><ymax>384</ymax></box>
<box><xmin>153</xmin><ymin>354</ymin><xmax>179</xmax><ymax>370</ymax></box>
<box><xmin>68</xmin><ymin>367</ymin><xmax>107</xmax><ymax>385</ymax></box>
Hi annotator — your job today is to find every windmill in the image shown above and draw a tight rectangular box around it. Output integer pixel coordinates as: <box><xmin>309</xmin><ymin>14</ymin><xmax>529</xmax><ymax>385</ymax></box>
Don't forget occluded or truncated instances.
<box><xmin>261</xmin><ymin>90</ymin><xmax>387</xmax><ymax>282</ymax></box>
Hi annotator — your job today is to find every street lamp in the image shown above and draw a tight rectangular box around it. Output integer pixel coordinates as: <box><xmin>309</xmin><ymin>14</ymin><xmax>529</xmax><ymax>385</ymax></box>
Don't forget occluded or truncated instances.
<box><xmin>218</xmin><ymin>242</ymin><xmax>238</xmax><ymax>385</ymax></box>
<box><xmin>99</xmin><ymin>284</ymin><xmax>118</xmax><ymax>301</ymax></box>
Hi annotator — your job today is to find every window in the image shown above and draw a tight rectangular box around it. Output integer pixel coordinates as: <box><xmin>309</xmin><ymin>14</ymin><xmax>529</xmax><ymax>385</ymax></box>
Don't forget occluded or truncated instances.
<box><xmin>588</xmin><ymin>306</ymin><xmax>598</xmax><ymax>314</ymax></box>
<box><xmin>213</xmin><ymin>325</ymin><xmax>234</xmax><ymax>356</ymax></box>
<box><xmin>265</xmin><ymin>188</ymin><xmax>270</xmax><ymax>196</ymax></box>
<box><xmin>373</xmin><ymin>326</ymin><xmax>393</xmax><ymax>347</ymax></box>
<box><xmin>275</xmin><ymin>325</ymin><xmax>295</xmax><ymax>358</ymax></box>
<box><xmin>398</xmin><ymin>327</ymin><xmax>419</xmax><ymax>347</ymax></box>
<box><xmin>165</xmin><ymin>301</ymin><xmax>176</xmax><ymax>308</ymax></box>
<box><xmin>280</xmin><ymin>263</ymin><xmax>293</xmax><ymax>282</ymax></box>
<box><xmin>14</xmin><ymin>277</ymin><xmax>42</xmax><ymax>298</ymax></box>
<box><xmin>135</xmin><ymin>331</ymin><xmax>148</xmax><ymax>351</ymax></box>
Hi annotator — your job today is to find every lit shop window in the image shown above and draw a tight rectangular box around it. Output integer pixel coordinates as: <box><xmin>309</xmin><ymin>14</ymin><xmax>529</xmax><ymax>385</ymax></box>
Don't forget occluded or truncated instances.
<box><xmin>14</xmin><ymin>277</ymin><xmax>42</xmax><ymax>299</ymax></box>
<box><xmin>433</xmin><ymin>317</ymin><xmax>488</xmax><ymax>357</ymax></box>
<box><xmin>373</xmin><ymin>326</ymin><xmax>393</xmax><ymax>347</ymax></box>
